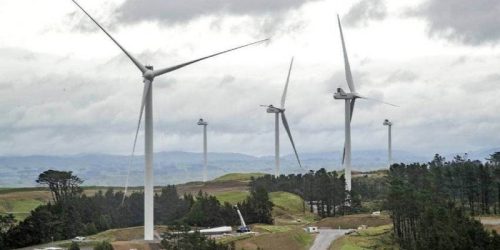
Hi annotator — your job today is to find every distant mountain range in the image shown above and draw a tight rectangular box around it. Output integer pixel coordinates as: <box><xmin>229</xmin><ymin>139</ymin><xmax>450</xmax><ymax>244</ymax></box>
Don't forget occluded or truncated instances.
<box><xmin>0</xmin><ymin>148</ymin><xmax>497</xmax><ymax>187</ymax></box>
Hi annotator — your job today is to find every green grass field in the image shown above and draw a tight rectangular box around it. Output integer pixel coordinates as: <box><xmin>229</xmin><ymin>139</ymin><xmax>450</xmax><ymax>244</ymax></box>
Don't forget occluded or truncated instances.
<box><xmin>330</xmin><ymin>224</ymin><xmax>398</xmax><ymax>250</ymax></box>
<box><xmin>315</xmin><ymin>213</ymin><xmax>392</xmax><ymax>229</ymax></box>
<box><xmin>0</xmin><ymin>199</ymin><xmax>44</xmax><ymax>221</ymax></box>
<box><xmin>235</xmin><ymin>229</ymin><xmax>314</xmax><ymax>250</ymax></box>
<box><xmin>213</xmin><ymin>173</ymin><xmax>266</xmax><ymax>182</ymax></box>
<box><xmin>212</xmin><ymin>189</ymin><xmax>306</xmax><ymax>209</ymax></box>
<box><xmin>215</xmin><ymin>190</ymin><xmax>249</xmax><ymax>204</ymax></box>
<box><xmin>270</xmin><ymin>191</ymin><xmax>305</xmax><ymax>214</ymax></box>
<box><xmin>253</xmin><ymin>224</ymin><xmax>294</xmax><ymax>233</ymax></box>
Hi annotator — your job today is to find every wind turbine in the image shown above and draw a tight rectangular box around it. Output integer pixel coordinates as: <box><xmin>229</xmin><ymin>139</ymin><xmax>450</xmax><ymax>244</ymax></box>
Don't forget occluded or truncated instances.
<box><xmin>334</xmin><ymin>15</ymin><xmax>397</xmax><ymax>191</ymax></box>
<box><xmin>71</xmin><ymin>0</ymin><xmax>268</xmax><ymax>241</ymax></box>
<box><xmin>197</xmin><ymin>118</ymin><xmax>208</xmax><ymax>182</ymax></box>
<box><xmin>262</xmin><ymin>58</ymin><xmax>302</xmax><ymax>177</ymax></box>
<box><xmin>383</xmin><ymin>119</ymin><xmax>393</xmax><ymax>168</ymax></box>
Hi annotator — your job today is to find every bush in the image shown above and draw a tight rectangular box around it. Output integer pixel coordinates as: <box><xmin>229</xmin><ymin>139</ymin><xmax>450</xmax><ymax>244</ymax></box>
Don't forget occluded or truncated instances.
<box><xmin>94</xmin><ymin>241</ymin><xmax>113</xmax><ymax>250</ymax></box>
<box><xmin>69</xmin><ymin>241</ymin><xmax>80</xmax><ymax>250</ymax></box>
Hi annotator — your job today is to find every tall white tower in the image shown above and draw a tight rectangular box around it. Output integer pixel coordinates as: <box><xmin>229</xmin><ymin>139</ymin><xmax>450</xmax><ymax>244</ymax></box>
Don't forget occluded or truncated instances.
<box><xmin>383</xmin><ymin>119</ymin><xmax>393</xmax><ymax>168</ymax></box>
<box><xmin>198</xmin><ymin>118</ymin><xmax>208</xmax><ymax>182</ymax></box>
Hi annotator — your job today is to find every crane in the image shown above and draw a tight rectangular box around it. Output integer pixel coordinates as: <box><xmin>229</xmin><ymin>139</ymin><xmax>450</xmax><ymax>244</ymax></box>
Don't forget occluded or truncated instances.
<box><xmin>234</xmin><ymin>205</ymin><xmax>250</xmax><ymax>233</ymax></box>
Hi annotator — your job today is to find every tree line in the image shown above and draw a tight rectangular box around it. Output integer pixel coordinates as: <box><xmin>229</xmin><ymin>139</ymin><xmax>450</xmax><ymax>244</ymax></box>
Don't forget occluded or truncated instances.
<box><xmin>385</xmin><ymin>153</ymin><xmax>500</xmax><ymax>250</ymax></box>
<box><xmin>0</xmin><ymin>170</ymin><xmax>273</xmax><ymax>249</ymax></box>
<box><xmin>249</xmin><ymin>168</ymin><xmax>362</xmax><ymax>217</ymax></box>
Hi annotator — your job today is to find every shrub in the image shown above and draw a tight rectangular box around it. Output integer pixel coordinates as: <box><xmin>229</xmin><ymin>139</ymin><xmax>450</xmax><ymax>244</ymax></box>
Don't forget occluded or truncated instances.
<box><xmin>94</xmin><ymin>241</ymin><xmax>113</xmax><ymax>250</ymax></box>
<box><xmin>69</xmin><ymin>241</ymin><xmax>80</xmax><ymax>250</ymax></box>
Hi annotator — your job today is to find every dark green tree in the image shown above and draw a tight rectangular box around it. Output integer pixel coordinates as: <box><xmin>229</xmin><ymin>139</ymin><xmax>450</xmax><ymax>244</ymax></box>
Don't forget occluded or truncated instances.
<box><xmin>239</xmin><ymin>186</ymin><xmax>274</xmax><ymax>224</ymax></box>
<box><xmin>94</xmin><ymin>241</ymin><xmax>113</xmax><ymax>250</ymax></box>
<box><xmin>69</xmin><ymin>241</ymin><xmax>80</xmax><ymax>250</ymax></box>
<box><xmin>36</xmin><ymin>170</ymin><xmax>83</xmax><ymax>203</ymax></box>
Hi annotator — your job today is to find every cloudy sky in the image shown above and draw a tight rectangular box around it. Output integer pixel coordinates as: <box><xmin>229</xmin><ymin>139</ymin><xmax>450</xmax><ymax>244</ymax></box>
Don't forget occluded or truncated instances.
<box><xmin>1</xmin><ymin>0</ymin><xmax>499</xmax><ymax>157</ymax></box>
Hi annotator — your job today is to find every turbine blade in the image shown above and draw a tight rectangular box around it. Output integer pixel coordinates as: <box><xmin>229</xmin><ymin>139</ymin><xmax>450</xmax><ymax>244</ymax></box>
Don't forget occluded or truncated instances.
<box><xmin>71</xmin><ymin>0</ymin><xmax>146</xmax><ymax>74</ymax></box>
<box><xmin>350</xmin><ymin>98</ymin><xmax>356</xmax><ymax>122</ymax></box>
<box><xmin>122</xmin><ymin>79</ymin><xmax>151</xmax><ymax>205</ymax></box>
<box><xmin>280</xmin><ymin>57</ymin><xmax>294</xmax><ymax>109</ymax></box>
<box><xmin>281</xmin><ymin>112</ymin><xmax>302</xmax><ymax>168</ymax></box>
<box><xmin>359</xmin><ymin>95</ymin><xmax>399</xmax><ymax>107</ymax></box>
<box><xmin>342</xmin><ymin>146</ymin><xmax>346</xmax><ymax>165</ymax></box>
<box><xmin>153</xmin><ymin>39</ymin><xmax>270</xmax><ymax>77</ymax></box>
<box><xmin>337</xmin><ymin>15</ymin><xmax>356</xmax><ymax>93</ymax></box>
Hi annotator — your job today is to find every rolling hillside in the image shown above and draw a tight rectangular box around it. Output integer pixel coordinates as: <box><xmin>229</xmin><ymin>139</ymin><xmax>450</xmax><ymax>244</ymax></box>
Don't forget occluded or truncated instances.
<box><xmin>0</xmin><ymin>150</ymin><xmax>432</xmax><ymax>187</ymax></box>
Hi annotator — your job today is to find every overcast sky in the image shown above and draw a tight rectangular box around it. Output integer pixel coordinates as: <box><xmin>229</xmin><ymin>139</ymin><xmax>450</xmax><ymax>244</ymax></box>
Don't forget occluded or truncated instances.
<box><xmin>1</xmin><ymin>0</ymin><xmax>499</xmax><ymax>157</ymax></box>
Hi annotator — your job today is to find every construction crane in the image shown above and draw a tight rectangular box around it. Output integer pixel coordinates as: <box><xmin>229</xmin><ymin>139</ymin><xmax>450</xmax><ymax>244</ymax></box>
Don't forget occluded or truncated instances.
<box><xmin>234</xmin><ymin>205</ymin><xmax>250</xmax><ymax>233</ymax></box>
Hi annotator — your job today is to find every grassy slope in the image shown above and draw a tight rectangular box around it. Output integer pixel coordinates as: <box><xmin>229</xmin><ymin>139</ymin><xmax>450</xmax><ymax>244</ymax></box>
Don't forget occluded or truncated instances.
<box><xmin>270</xmin><ymin>191</ymin><xmax>304</xmax><ymax>214</ymax></box>
<box><xmin>329</xmin><ymin>224</ymin><xmax>398</xmax><ymax>250</ymax></box>
<box><xmin>231</xmin><ymin>191</ymin><xmax>317</xmax><ymax>250</ymax></box>
<box><xmin>235</xmin><ymin>229</ymin><xmax>314</xmax><ymax>250</ymax></box>
<box><xmin>87</xmin><ymin>226</ymin><xmax>169</xmax><ymax>241</ymax></box>
<box><xmin>0</xmin><ymin>199</ymin><xmax>44</xmax><ymax>221</ymax></box>
<box><xmin>0</xmin><ymin>190</ymin><xmax>49</xmax><ymax>221</ymax></box>
<box><xmin>215</xmin><ymin>190</ymin><xmax>249</xmax><ymax>204</ymax></box>
<box><xmin>315</xmin><ymin>214</ymin><xmax>392</xmax><ymax>229</ymax></box>
<box><xmin>213</xmin><ymin>173</ymin><xmax>266</xmax><ymax>182</ymax></box>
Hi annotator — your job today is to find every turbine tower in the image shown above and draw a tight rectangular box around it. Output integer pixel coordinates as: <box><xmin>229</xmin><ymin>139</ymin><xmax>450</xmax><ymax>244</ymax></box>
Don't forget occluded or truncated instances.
<box><xmin>262</xmin><ymin>58</ymin><xmax>302</xmax><ymax>177</ymax></box>
<box><xmin>334</xmin><ymin>15</ymin><xmax>397</xmax><ymax>191</ymax></box>
<box><xmin>197</xmin><ymin>118</ymin><xmax>208</xmax><ymax>182</ymax></box>
<box><xmin>71</xmin><ymin>0</ymin><xmax>268</xmax><ymax>241</ymax></box>
<box><xmin>383</xmin><ymin>119</ymin><xmax>393</xmax><ymax>168</ymax></box>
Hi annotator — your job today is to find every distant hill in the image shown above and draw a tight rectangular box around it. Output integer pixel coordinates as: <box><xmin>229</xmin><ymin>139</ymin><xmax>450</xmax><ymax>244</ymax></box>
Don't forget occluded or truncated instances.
<box><xmin>2</xmin><ymin>148</ymin><xmax>494</xmax><ymax>188</ymax></box>
<box><xmin>444</xmin><ymin>147</ymin><xmax>500</xmax><ymax>162</ymax></box>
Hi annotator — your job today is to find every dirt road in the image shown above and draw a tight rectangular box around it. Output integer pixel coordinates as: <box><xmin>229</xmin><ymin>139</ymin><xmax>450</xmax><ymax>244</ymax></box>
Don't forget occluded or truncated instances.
<box><xmin>310</xmin><ymin>229</ymin><xmax>351</xmax><ymax>250</ymax></box>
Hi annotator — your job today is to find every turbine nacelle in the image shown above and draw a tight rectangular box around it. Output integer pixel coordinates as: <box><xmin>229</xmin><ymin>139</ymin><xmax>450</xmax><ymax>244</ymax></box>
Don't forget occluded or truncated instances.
<box><xmin>197</xmin><ymin>118</ymin><xmax>208</xmax><ymax>126</ymax></box>
<box><xmin>383</xmin><ymin>119</ymin><xmax>392</xmax><ymax>126</ymax></box>
<box><xmin>333</xmin><ymin>87</ymin><xmax>358</xmax><ymax>100</ymax></box>
<box><xmin>266</xmin><ymin>105</ymin><xmax>284</xmax><ymax>113</ymax></box>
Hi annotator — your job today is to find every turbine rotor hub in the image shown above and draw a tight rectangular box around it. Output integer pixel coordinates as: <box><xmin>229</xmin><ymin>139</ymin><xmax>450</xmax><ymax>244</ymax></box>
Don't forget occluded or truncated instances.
<box><xmin>143</xmin><ymin>69</ymin><xmax>155</xmax><ymax>81</ymax></box>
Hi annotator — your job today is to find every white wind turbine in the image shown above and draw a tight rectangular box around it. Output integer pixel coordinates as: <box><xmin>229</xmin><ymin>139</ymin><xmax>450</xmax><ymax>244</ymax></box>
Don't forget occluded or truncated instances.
<box><xmin>383</xmin><ymin>119</ymin><xmax>393</xmax><ymax>168</ymax></box>
<box><xmin>197</xmin><ymin>118</ymin><xmax>208</xmax><ymax>182</ymax></box>
<box><xmin>71</xmin><ymin>0</ymin><xmax>268</xmax><ymax>241</ymax></box>
<box><xmin>334</xmin><ymin>15</ymin><xmax>397</xmax><ymax>191</ymax></box>
<box><xmin>262</xmin><ymin>58</ymin><xmax>302</xmax><ymax>177</ymax></box>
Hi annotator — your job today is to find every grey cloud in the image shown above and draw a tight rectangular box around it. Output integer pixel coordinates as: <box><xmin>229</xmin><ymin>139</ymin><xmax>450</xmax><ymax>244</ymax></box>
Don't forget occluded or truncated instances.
<box><xmin>218</xmin><ymin>75</ymin><xmax>236</xmax><ymax>87</ymax></box>
<box><xmin>324</xmin><ymin>70</ymin><xmax>372</xmax><ymax>93</ymax></box>
<box><xmin>343</xmin><ymin>0</ymin><xmax>387</xmax><ymax>27</ymax></box>
<box><xmin>65</xmin><ymin>11</ymin><xmax>100</xmax><ymax>33</ymax></box>
<box><xmin>115</xmin><ymin>0</ymin><xmax>319</xmax><ymax>24</ymax></box>
<box><xmin>411</xmin><ymin>0</ymin><xmax>500</xmax><ymax>45</ymax></box>
<box><xmin>450</xmin><ymin>56</ymin><xmax>469</xmax><ymax>66</ymax></box>
<box><xmin>386</xmin><ymin>70</ymin><xmax>418</xmax><ymax>83</ymax></box>
<box><xmin>474</xmin><ymin>73</ymin><xmax>500</xmax><ymax>92</ymax></box>
<box><xmin>113</xmin><ymin>0</ymin><xmax>318</xmax><ymax>36</ymax></box>
<box><xmin>63</xmin><ymin>1</ymin><xmax>121</xmax><ymax>33</ymax></box>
